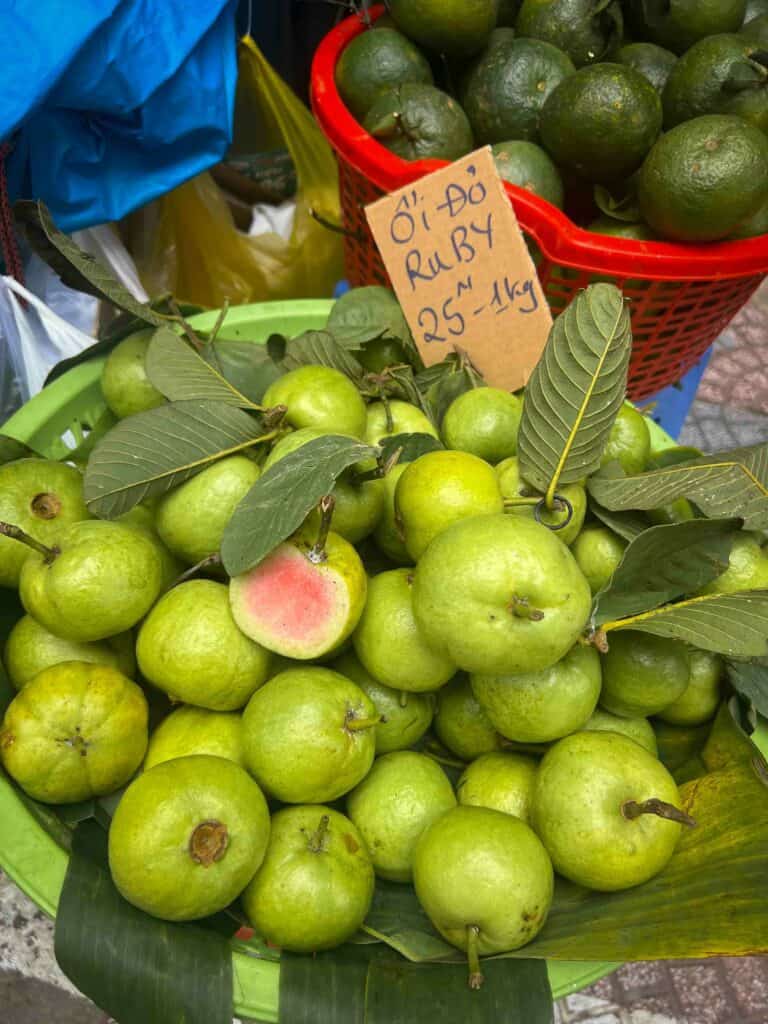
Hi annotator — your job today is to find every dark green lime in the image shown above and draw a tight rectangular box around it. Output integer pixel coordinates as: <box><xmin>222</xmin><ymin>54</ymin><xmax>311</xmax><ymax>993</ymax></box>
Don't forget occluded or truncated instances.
<box><xmin>462</xmin><ymin>37</ymin><xmax>575</xmax><ymax>144</ymax></box>
<box><xmin>626</xmin><ymin>0</ymin><xmax>747</xmax><ymax>55</ymax></box>
<box><xmin>662</xmin><ymin>34</ymin><xmax>768</xmax><ymax>135</ymax></box>
<box><xmin>615</xmin><ymin>42</ymin><xmax>677</xmax><ymax>93</ymax></box>
<box><xmin>638</xmin><ymin>114</ymin><xmax>768</xmax><ymax>241</ymax></box>
<box><xmin>540</xmin><ymin>64</ymin><xmax>662</xmax><ymax>183</ymax></box>
<box><xmin>363</xmin><ymin>84</ymin><xmax>474</xmax><ymax>161</ymax></box>
<box><xmin>492</xmin><ymin>140</ymin><xmax>565</xmax><ymax>207</ymax></box>
<box><xmin>730</xmin><ymin>195</ymin><xmax>768</xmax><ymax>237</ymax></box>
<box><xmin>516</xmin><ymin>0</ymin><xmax>624</xmax><ymax>68</ymax></box>
<box><xmin>336</xmin><ymin>29</ymin><xmax>434</xmax><ymax>121</ymax></box>
<box><xmin>388</xmin><ymin>0</ymin><xmax>499</xmax><ymax>57</ymax></box>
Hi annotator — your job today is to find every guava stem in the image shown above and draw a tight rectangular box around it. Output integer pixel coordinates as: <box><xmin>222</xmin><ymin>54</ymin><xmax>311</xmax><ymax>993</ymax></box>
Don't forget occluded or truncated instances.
<box><xmin>307</xmin><ymin>495</ymin><xmax>335</xmax><ymax>564</ymax></box>
<box><xmin>382</xmin><ymin>394</ymin><xmax>394</xmax><ymax>435</ymax></box>
<box><xmin>398</xmin><ymin>690</ymin><xmax>408</xmax><ymax>709</ymax></box>
<box><xmin>424</xmin><ymin>749</ymin><xmax>466</xmax><ymax>770</ymax></box>
<box><xmin>307</xmin><ymin>814</ymin><xmax>331</xmax><ymax>853</ymax></box>
<box><xmin>621</xmin><ymin>798</ymin><xmax>696</xmax><ymax>829</ymax></box>
<box><xmin>0</xmin><ymin>521</ymin><xmax>58</xmax><ymax>563</ymax></box>
<box><xmin>173</xmin><ymin>553</ymin><xmax>222</xmax><ymax>587</ymax></box>
<box><xmin>536</xmin><ymin>495</ymin><xmax>574</xmax><ymax>531</ymax></box>
<box><xmin>345</xmin><ymin>713</ymin><xmax>383</xmax><ymax>732</ymax></box>
<box><xmin>503</xmin><ymin>497</ymin><xmax>540</xmax><ymax>509</ymax></box>
<box><xmin>467</xmin><ymin>925</ymin><xmax>484</xmax><ymax>990</ymax></box>
<box><xmin>509</xmin><ymin>595</ymin><xmax>545</xmax><ymax>622</ymax></box>
<box><xmin>353</xmin><ymin>446</ymin><xmax>402</xmax><ymax>484</ymax></box>
<box><xmin>500</xmin><ymin>738</ymin><xmax>549</xmax><ymax>756</ymax></box>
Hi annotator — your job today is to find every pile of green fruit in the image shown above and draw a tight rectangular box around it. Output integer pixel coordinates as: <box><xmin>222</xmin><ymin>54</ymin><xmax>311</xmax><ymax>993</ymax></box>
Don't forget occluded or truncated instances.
<box><xmin>334</xmin><ymin>0</ymin><xmax>768</xmax><ymax>242</ymax></box>
<box><xmin>0</xmin><ymin>281</ymin><xmax>766</xmax><ymax>990</ymax></box>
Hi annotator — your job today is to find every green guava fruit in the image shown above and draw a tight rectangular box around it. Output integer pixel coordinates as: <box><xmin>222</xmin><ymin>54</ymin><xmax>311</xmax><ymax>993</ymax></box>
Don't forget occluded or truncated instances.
<box><xmin>581</xmin><ymin>708</ymin><xmax>659</xmax><ymax>756</ymax></box>
<box><xmin>471</xmin><ymin>643</ymin><xmax>601</xmax><ymax>743</ymax></box>
<box><xmin>532</xmin><ymin>731</ymin><xmax>687</xmax><ymax>891</ymax></box>
<box><xmin>456</xmin><ymin>751</ymin><xmax>538</xmax><ymax>821</ymax></box>
<box><xmin>332</xmin><ymin>650</ymin><xmax>434</xmax><ymax>754</ymax></box>
<box><xmin>241</xmin><ymin>667</ymin><xmax>378</xmax><ymax>803</ymax></box>
<box><xmin>600</xmin><ymin>403</ymin><xmax>651</xmax><ymax>475</ymax></box>
<box><xmin>413</xmin><ymin>805</ymin><xmax>554</xmax><ymax>985</ymax></box>
<box><xmin>242</xmin><ymin>805</ymin><xmax>374</xmax><ymax>952</ymax></box>
<box><xmin>372</xmin><ymin>462</ymin><xmax>411</xmax><ymax>565</ymax></box>
<box><xmin>656</xmin><ymin>649</ymin><xmax>722</xmax><ymax>726</ymax></box>
<box><xmin>0</xmin><ymin>662</ymin><xmax>148</xmax><ymax>803</ymax></box>
<box><xmin>3</xmin><ymin>614</ymin><xmax>135</xmax><ymax>689</ymax></box>
<box><xmin>229</xmin><ymin>517</ymin><xmax>367</xmax><ymax>660</ymax></box>
<box><xmin>116</xmin><ymin>509</ymin><xmax>184</xmax><ymax>592</ymax></box>
<box><xmin>347</xmin><ymin>751</ymin><xmax>456</xmax><ymax>882</ymax></box>
<box><xmin>434</xmin><ymin>674</ymin><xmax>503</xmax><ymax>761</ymax></box>
<box><xmin>137</xmin><ymin>579</ymin><xmax>271</xmax><ymax>710</ymax></box>
<box><xmin>600</xmin><ymin>630</ymin><xmax>690</xmax><ymax>717</ymax></box>
<box><xmin>413</xmin><ymin>515</ymin><xmax>592</xmax><ymax>675</ymax></box>
<box><xmin>19</xmin><ymin>521</ymin><xmax>163</xmax><ymax>642</ymax></box>
<box><xmin>697</xmin><ymin>532</ymin><xmax>768</xmax><ymax>595</ymax></box>
<box><xmin>144</xmin><ymin>706</ymin><xmax>245</xmax><ymax>770</ymax></box>
<box><xmin>155</xmin><ymin>455</ymin><xmax>260</xmax><ymax>565</ymax></box>
<box><xmin>0</xmin><ymin>459</ymin><xmax>89</xmax><ymax>588</ymax></box>
<box><xmin>495</xmin><ymin>456</ymin><xmax>586</xmax><ymax>545</ymax></box>
<box><xmin>571</xmin><ymin>524</ymin><xmax>627</xmax><ymax>593</ymax></box>
<box><xmin>441</xmin><ymin>387</ymin><xmax>523</xmax><ymax>464</ymax></box>
<box><xmin>353</xmin><ymin>568</ymin><xmax>456</xmax><ymax>692</ymax></box>
<box><xmin>100</xmin><ymin>330</ymin><xmax>165</xmax><ymax>420</ymax></box>
<box><xmin>108</xmin><ymin>755</ymin><xmax>270</xmax><ymax>921</ymax></box>
<box><xmin>265</xmin><ymin>429</ymin><xmax>385</xmax><ymax>544</ymax></box>
<box><xmin>395</xmin><ymin>450</ymin><xmax>504</xmax><ymax>561</ymax></box>
<box><xmin>262</xmin><ymin>366</ymin><xmax>367</xmax><ymax>439</ymax></box>
<box><xmin>365</xmin><ymin>400</ymin><xmax>439</xmax><ymax>445</ymax></box>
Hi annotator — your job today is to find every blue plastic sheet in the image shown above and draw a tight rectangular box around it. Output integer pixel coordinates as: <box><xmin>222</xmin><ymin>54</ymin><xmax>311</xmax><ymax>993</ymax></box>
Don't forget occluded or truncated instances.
<box><xmin>2</xmin><ymin>0</ymin><xmax>238</xmax><ymax>232</ymax></box>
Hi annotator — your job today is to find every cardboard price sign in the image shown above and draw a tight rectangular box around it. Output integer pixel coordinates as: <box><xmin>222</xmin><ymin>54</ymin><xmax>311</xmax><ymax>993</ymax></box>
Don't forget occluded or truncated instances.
<box><xmin>365</xmin><ymin>147</ymin><xmax>552</xmax><ymax>392</ymax></box>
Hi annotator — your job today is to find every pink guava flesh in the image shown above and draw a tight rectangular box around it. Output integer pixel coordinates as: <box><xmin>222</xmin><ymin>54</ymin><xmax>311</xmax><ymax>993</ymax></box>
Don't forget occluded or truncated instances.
<box><xmin>230</xmin><ymin>544</ymin><xmax>350</xmax><ymax>658</ymax></box>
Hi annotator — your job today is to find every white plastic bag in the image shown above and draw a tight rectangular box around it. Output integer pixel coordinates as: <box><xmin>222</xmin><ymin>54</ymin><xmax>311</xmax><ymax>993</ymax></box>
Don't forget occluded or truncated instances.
<box><xmin>0</xmin><ymin>276</ymin><xmax>96</xmax><ymax>405</ymax></box>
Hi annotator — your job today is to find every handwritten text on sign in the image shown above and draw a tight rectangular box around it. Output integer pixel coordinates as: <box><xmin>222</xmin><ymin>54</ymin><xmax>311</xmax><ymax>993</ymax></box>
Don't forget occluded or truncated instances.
<box><xmin>365</xmin><ymin>147</ymin><xmax>552</xmax><ymax>392</ymax></box>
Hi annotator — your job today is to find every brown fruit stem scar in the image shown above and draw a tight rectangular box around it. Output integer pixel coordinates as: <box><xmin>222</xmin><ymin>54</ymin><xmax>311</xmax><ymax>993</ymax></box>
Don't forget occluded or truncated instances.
<box><xmin>189</xmin><ymin>820</ymin><xmax>229</xmax><ymax>866</ymax></box>
<box><xmin>30</xmin><ymin>492</ymin><xmax>62</xmax><ymax>520</ymax></box>
<box><xmin>173</xmin><ymin>552</ymin><xmax>222</xmax><ymax>587</ymax></box>
<box><xmin>467</xmin><ymin>925</ymin><xmax>484</xmax><ymax>990</ymax></box>
<box><xmin>307</xmin><ymin>814</ymin><xmax>331</xmax><ymax>854</ymax></box>
<box><xmin>262</xmin><ymin>404</ymin><xmax>288</xmax><ymax>429</ymax></box>
<box><xmin>588</xmin><ymin>629</ymin><xmax>610</xmax><ymax>654</ymax></box>
<box><xmin>509</xmin><ymin>595</ymin><xmax>545</xmax><ymax>622</ymax></box>
<box><xmin>621</xmin><ymin>799</ymin><xmax>696</xmax><ymax>829</ymax></box>
<box><xmin>0</xmin><ymin>521</ymin><xmax>58</xmax><ymax>563</ymax></box>
<box><xmin>307</xmin><ymin>494</ymin><xmax>335</xmax><ymax>564</ymax></box>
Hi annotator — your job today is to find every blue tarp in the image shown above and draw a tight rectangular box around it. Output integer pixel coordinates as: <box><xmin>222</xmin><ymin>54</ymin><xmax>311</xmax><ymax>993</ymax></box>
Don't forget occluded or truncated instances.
<box><xmin>2</xmin><ymin>0</ymin><xmax>238</xmax><ymax>231</ymax></box>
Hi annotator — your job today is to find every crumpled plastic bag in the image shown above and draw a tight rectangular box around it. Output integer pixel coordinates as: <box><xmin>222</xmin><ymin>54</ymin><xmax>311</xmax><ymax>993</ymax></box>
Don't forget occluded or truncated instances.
<box><xmin>131</xmin><ymin>36</ymin><xmax>344</xmax><ymax>308</ymax></box>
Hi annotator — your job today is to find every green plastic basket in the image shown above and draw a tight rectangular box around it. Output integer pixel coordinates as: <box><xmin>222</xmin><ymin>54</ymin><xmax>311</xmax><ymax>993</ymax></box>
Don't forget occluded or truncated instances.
<box><xmin>2</xmin><ymin>299</ymin><xmax>764</xmax><ymax>1021</ymax></box>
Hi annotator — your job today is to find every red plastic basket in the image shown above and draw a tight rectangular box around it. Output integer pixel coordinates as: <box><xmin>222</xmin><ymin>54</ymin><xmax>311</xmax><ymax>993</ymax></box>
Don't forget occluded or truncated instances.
<box><xmin>311</xmin><ymin>6</ymin><xmax>768</xmax><ymax>399</ymax></box>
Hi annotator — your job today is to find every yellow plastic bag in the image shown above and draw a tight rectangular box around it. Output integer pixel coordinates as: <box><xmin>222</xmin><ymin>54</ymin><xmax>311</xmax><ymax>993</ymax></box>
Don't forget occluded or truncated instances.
<box><xmin>133</xmin><ymin>37</ymin><xmax>344</xmax><ymax>308</ymax></box>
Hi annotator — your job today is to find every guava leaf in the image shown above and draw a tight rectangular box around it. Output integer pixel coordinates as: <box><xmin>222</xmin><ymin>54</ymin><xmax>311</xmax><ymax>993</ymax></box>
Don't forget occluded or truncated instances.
<box><xmin>588</xmin><ymin>444</ymin><xmax>768</xmax><ymax>531</ymax></box>
<box><xmin>592</xmin><ymin>518</ymin><xmax>740</xmax><ymax>625</ymax></box>
<box><xmin>0</xmin><ymin>435</ymin><xmax>39</xmax><ymax>464</ymax></box>
<box><xmin>378</xmin><ymin>433</ymin><xmax>444</xmax><ymax>464</ymax></box>
<box><xmin>361</xmin><ymin>716</ymin><xmax>768</xmax><ymax>965</ymax></box>
<box><xmin>15</xmin><ymin>200</ymin><xmax>164</xmax><ymax>328</ymax></box>
<box><xmin>593</xmin><ymin>184</ymin><xmax>642</xmax><ymax>224</ymax></box>
<box><xmin>587</xmin><ymin>500</ymin><xmax>649</xmax><ymax>543</ymax></box>
<box><xmin>84</xmin><ymin>400</ymin><xmax>269</xmax><ymax>518</ymax></box>
<box><xmin>55</xmin><ymin>821</ymin><xmax>233</xmax><ymax>1024</ymax></box>
<box><xmin>211</xmin><ymin>341</ymin><xmax>285</xmax><ymax>403</ymax></box>
<box><xmin>62</xmin><ymin>407</ymin><xmax>117</xmax><ymax>464</ymax></box>
<box><xmin>281</xmin><ymin>330</ymin><xmax>365</xmax><ymax>382</ymax></box>
<box><xmin>517</xmin><ymin>283</ymin><xmax>631</xmax><ymax>503</ymax></box>
<box><xmin>384</xmin><ymin>365</ymin><xmax>437</xmax><ymax>425</ymax></box>
<box><xmin>220</xmin><ymin>435</ymin><xmax>378</xmax><ymax>575</ymax></box>
<box><xmin>601</xmin><ymin>591</ymin><xmax>768</xmax><ymax>657</ymax></box>
<box><xmin>145</xmin><ymin>327</ymin><xmax>261</xmax><ymax>409</ymax></box>
<box><xmin>725</xmin><ymin>658</ymin><xmax>768</xmax><ymax>718</ymax></box>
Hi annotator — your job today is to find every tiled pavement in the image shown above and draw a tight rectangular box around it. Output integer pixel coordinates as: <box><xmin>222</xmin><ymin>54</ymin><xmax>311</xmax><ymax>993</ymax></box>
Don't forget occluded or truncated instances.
<box><xmin>1</xmin><ymin>287</ymin><xmax>768</xmax><ymax>1022</ymax></box>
